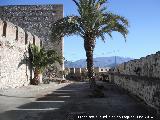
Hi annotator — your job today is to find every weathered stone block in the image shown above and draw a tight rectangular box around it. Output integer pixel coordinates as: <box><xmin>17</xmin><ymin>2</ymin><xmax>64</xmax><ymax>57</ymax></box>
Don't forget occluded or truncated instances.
<box><xmin>17</xmin><ymin>26</ymin><xmax>25</xmax><ymax>44</ymax></box>
<box><xmin>70</xmin><ymin>68</ymin><xmax>75</xmax><ymax>74</ymax></box>
<box><xmin>6</xmin><ymin>21</ymin><xmax>16</xmax><ymax>40</ymax></box>
<box><xmin>0</xmin><ymin>20</ymin><xmax>3</xmax><ymax>36</ymax></box>
<box><xmin>75</xmin><ymin>68</ymin><xmax>82</xmax><ymax>75</ymax></box>
<box><xmin>34</xmin><ymin>35</ymin><xmax>40</xmax><ymax>47</ymax></box>
<box><xmin>27</xmin><ymin>32</ymin><xmax>33</xmax><ymax>44</ymax></box>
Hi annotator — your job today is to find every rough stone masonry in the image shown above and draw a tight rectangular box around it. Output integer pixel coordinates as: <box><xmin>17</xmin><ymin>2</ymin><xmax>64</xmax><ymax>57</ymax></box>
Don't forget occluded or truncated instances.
<box><xmin>0</xmin><ymin>19</ymin><xmax>41</xmax><ymax>89</ymax></box>
<box><xmin>109</xmin><ymin>52</ymin><xmax>160</xmax><ymax>114</ymax></box>
<box><xmin>0</xmin><ymin>4</ymin><xmax>64</xmax><ymax>78</ymax></box>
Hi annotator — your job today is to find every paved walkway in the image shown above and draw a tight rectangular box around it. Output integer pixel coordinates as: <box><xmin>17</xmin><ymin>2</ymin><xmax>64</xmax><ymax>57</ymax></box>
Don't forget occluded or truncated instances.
<box><xmin>0</xmin><ymin>82</ymin><xmax>159</xmax><ymax>120</ymax></box>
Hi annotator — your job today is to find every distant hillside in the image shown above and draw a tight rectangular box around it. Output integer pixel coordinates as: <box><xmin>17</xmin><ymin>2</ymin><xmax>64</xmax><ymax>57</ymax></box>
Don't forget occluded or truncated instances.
<box><xmin>64</xmin><ymin>56</ymin><xmax>133</xmax><ymax>68</ymax></box>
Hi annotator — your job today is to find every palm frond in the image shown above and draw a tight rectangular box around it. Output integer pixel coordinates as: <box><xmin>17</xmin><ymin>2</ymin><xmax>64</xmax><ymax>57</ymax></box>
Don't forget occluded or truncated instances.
<box><xmin>29</xmin><ymin>44</ymin><xmax>62</xmax><ymax>73</ymax></box>
<box><xmin>72</xmin><ymin>0</ymin><xmax>79</xmax><ymax>7</ymax></box>
<box><xmin>96</xmin><ymin>12</ymin><xmax>129</xmax><ymax>40</ymax></box>
<box><xmin>51</xmin><ymin>16</ymin><xmax>84</xmax><ymax>41</ymax></box>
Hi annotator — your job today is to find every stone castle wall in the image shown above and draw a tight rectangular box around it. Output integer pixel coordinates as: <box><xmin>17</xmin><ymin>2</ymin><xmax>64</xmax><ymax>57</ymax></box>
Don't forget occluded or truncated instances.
<box><xmin>0</xmin><ymin>19</ymin><xmax>41</xmax><ymax>89</ymax></box>
<box><xmin>0</xmin><ymin>4</ymin><xmax>64</xmax><ymax>78</ymax></box>
<box><xmin>114</xmin><ymin>51</ymin><xmax>160</xmax><ymax>78</ymax></box>
<box><xmin>110</xmin><ymin>52</ymin><xmax>160</xmax><ymax>113</ymax></box>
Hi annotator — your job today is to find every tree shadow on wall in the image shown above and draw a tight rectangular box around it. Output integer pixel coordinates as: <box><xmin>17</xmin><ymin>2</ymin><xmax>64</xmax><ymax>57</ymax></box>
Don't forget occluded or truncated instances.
<box><xmin>18</xmin><ymin>45</ymin><xmax>33</xmax><ymax>82</ymax></box>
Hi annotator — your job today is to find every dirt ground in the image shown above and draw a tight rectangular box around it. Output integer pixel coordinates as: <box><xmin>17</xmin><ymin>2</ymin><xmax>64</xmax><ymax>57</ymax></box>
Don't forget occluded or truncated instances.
<box><xmin>0</xmin><ymin>81</ymin><xmax>159</xmax><ymax>120</ymax></box>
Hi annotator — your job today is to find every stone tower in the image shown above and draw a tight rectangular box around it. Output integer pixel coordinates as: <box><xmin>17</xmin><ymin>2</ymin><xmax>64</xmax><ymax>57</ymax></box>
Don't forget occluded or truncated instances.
<box><xmin>0</xmin><ymin>4</ymin><xmax>64</xmax><ymax>78</ymax></box>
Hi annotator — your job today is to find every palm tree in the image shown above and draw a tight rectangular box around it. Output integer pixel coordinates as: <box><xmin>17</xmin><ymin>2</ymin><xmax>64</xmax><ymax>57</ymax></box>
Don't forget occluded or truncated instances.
<box><xmin>29</xmin><ymin>44</ymin><xmax>62</xmax><ymax>85</ymax></box>
<box><xmin>51</xmin><ymin>0</ymin><xmax>129</xmax><ymax>88</ymax></box>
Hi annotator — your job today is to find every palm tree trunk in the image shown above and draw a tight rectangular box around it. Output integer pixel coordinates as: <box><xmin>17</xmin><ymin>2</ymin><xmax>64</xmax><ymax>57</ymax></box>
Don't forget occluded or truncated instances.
<box><xmin>84</xmin><ymin>35</ymin><xmax>96</xmax><ymax>89</ymax></box>
<box><xmin>31</xmin><ymin>67</ymin><xmax>41</xmax><ymax>85</ymax></box>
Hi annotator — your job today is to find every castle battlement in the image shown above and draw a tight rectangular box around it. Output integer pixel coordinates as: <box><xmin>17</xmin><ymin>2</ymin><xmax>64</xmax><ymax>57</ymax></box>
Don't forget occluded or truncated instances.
<box><xmin>0</xmin><ymin>5</ymin><xmax>64</xmax><ymax>79</ymax></box>
<box><xmin>0</xmin><ymin>19</ymin><xmax>41</xmax><ymax>89</ymax></box>
<box><xmin>0</xmin><ymin>19</ymin><xmax>41</xmax><ymax>48</ymax></box>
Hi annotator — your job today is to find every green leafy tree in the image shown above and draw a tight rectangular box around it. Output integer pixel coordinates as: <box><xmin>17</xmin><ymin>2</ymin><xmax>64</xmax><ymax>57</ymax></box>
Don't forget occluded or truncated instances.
<box><xmin>29</xmin><ymin>44</ymin><xmax>62</xmax><ymax>85</ymax></box>
<box><xmin>51</xmin><ymin>0</ymin><xmax>129</xmax><ymax>88</ymax></box>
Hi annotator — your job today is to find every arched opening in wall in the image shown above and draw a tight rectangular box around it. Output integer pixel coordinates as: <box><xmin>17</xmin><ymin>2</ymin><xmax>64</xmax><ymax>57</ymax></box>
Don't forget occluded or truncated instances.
<box><xmin>15</xmin><ymin>26</ymin><xmax>18</xmax><ymax>40</ymax></box>
<box><xmin>33</xmin><ymin>35</ymin><xmax>35</xmax><ymax>45</ymax></box>
<box><xmin>2</xmin><ymin>21</ymin><xmax>7</xmax><ymax>37</ymax></box>
<box><xmin>25</xmin><ymin>32</ymin><xmax>28</xmax><ymax>45</ymax></box>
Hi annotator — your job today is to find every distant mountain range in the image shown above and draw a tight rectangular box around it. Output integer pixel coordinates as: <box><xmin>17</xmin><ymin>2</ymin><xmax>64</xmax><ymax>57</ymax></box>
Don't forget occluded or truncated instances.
<box><xmin>64</xmin><ymin>56</ymin><xmax>133</xmax><ymax>68</ymax></box>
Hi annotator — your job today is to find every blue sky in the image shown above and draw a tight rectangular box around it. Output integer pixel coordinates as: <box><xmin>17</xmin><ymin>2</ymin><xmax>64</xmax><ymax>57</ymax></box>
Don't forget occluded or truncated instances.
<box><xmin>1</xmin><ymin>0</ymin><xmax>160</xmax><ymax>61</ymax></box>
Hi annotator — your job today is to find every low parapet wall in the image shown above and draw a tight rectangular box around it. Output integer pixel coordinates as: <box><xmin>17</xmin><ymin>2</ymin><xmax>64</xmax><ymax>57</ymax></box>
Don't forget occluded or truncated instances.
<box><xmin>114</xmin><ymin>52</ymin><xmax>160</xmax><ymax>79</ymax></box>
<box><xmin>110</xmin><ymin>73</ymin><xmax>160</xmax><ymax>113</ymax></box>
<box><xmin>110</xmin><ymin>52</ymin><xmax>160</xmax><ymax>114</ymax></box>
<box><xmin>0</xmin><ymin>19</ymin><xmax>41</xmax><ymax>89</ymax></box>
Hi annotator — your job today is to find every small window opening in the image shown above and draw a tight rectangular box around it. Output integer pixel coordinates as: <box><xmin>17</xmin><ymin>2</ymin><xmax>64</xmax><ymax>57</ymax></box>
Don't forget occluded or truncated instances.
<box><xmin>25</xmin><ymin>32</ymin><xmax>28</xmax><ymax>45</ymax></box>
<box><xmin>2</xmin><ymin>21</ymin><xmax>7</xmax><ymax>37</ymax></box>
<box><xmin>15</xmin><ymin>26</ymin><xmax>18</xmax><ymax>40</ymax></box>
<box><xmin>33</xmin><ymin>35</ymin><xmax>35</xmax><ymax>45</ymax></box>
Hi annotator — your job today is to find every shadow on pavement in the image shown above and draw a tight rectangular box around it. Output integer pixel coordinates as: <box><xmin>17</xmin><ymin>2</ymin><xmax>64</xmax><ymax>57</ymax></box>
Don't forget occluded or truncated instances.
<box><xmin>0</xmin><ymin>82</ymin><xmax>159</xmax><ymax>120</ymax></box>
